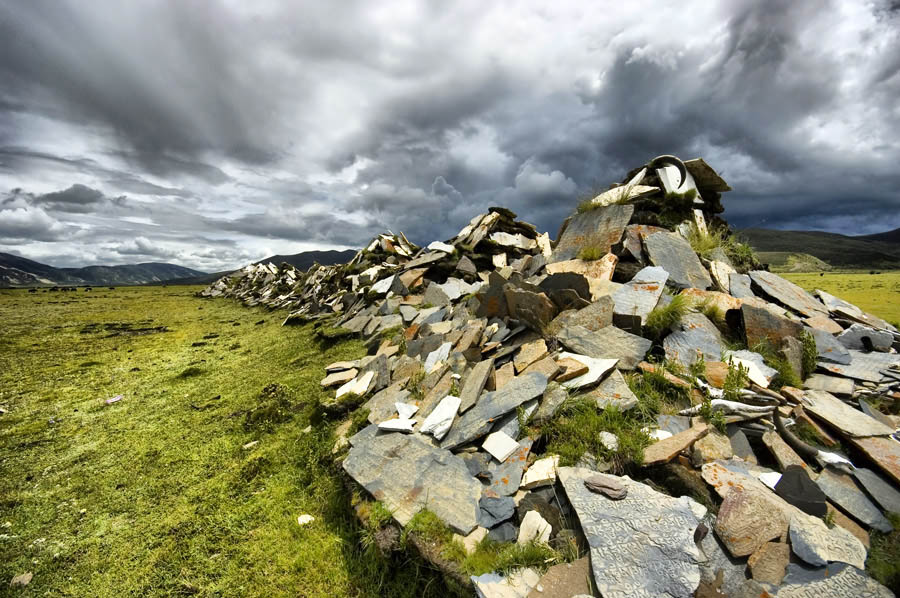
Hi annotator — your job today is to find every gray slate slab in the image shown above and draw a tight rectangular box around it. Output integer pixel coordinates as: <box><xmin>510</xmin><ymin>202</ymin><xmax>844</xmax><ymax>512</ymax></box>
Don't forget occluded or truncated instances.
<box><xmin>611</xmin><ymin>266</ymin><xmax>668</xmax><ymax>324</ymax></box>
<box><xmin>806</xmin><ymin>326</ymin><xmax>851</xmax><ymax>365</ymax></box>
<box><xmin>548</xmin><ymin>204</ymin><xmax>633</xmax><ymax>264</ymax></box>
<box><xmin>556</xmin><ymin>324</ymin><xmax>651</xmax><ymax>370</ymax></box>
<box><xmin>803</xmin><ymin>389</ymin><xmax>894</xmax><ymax>437</ymax></box>
<box><xmin>559</xmin><ymin>467</ymin><xmax>707</xmax><ymax>598</ymax></box>
<box><xmin>729</xmin><ymin>273</ymin><xmax>755</xmax><ymax>299</ymax></box>
<box><xmin>644</xmin><ymin>231</ymin><xmax>712</xmax><ymax>290</ymax></box>
<box><xmin>804</xmin><ymin>373</ymin><xmax>854</xmax><ymax>396</ymax></box>
<box><xmin>441</xmin><ymin>373</ymin><xmax>548</xmax><ymax>449</ymax></box>
<box><xmin>853</xmin><ymin>467</ymin><xmax>900</xmax><ymax>515</ymax></box>
<box><xmin>664</xmin><ymin>312</ymin><xmax>724</xmax><ymax>367</ymax></box>
<box><xmin>343</xmin><ymin>432</ymin><xmax>482</xmax><ymax>534</ymax></box>
<box><xmin>590</xmin><ymin>369</ymin><xmax>638</xmax><ymax>410</ymax></box>
<box><xmin>816</xmin><ymin>469</ymin><xmax>893</xmax><ymax>533</ymax></box>
<box><xmin>818</xmin><ymin>349</ymin><xmax>900</xmax><ymax>382</ymax></box>
<box><xmin>749</xmin><ymin>271</ymin><xmax>828</xmax><ymax>318</ymax></box>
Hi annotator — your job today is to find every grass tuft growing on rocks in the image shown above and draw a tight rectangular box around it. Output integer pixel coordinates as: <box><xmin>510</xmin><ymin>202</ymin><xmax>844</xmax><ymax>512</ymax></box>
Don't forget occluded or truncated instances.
<box><xmin>644</xmin><ymin>293</ymin><xmax>689</xmax><ymax>339</ymax></box>
<box><xmin>868</xmin><ymin>512</ymin><xmax>900</xmax><ymax>594</ymax></box>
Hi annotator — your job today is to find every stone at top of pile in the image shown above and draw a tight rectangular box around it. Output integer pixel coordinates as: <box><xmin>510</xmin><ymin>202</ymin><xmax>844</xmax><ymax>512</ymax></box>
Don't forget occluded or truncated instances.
<box><xmin>201</xmin><ymin>155</ymin><xmax>900</xmax><ymax>598</ymax></box>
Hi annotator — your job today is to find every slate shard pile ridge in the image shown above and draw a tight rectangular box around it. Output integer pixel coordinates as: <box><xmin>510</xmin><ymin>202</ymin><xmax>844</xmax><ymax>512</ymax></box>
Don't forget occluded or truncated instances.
<box><xmin>201</xmin><ymin>157</ymin><xmax>900</xmax><ymax>597</ymax></box>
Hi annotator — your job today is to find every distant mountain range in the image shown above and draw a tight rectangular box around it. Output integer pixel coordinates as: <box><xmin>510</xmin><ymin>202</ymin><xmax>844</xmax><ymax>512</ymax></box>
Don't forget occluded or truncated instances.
<box><xmin>0</xmin><ymin>252</ymin><xmax>206</xmax><ymax>287</ymax></box>
<box><xmin>739</xmin><ymin>227</ymin><xmax>900</xmax><ymax>270</ymax></box>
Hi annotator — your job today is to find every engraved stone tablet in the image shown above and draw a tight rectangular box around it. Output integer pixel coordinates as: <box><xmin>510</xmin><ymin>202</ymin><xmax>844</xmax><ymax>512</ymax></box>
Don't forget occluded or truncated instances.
<box><xmin>559</xmin><ymin>467</ymin><xmax>707</xmax><ymax>598</ymax></box>
<box><xmin>774</xmin><ymin>562</ymin><xmax>893</xmax><ymax>598</ymax></box>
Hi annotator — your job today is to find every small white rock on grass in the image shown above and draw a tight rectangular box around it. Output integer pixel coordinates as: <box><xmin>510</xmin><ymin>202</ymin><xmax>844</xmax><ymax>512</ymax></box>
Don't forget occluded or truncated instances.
<box><xmin>297</xmin><ymin>514</ymin><xmax>315</xmax><ymax>526</ymax></box>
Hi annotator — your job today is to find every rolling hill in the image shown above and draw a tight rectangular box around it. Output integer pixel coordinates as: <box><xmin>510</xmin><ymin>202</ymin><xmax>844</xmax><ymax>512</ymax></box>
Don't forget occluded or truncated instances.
<box><xmin>739</xmin><ymin>228</ymin><xmax>900</xmax><ymax>270</ymax></box>
<box><xmin>0</xmin><ymin>252</ymin><xmax>206</xmax><ymax>287</ymax></box>
<box><xmin>255</xmin><ymin>249</ymin><xmax>357</xmax><ymax>270</ymax></box>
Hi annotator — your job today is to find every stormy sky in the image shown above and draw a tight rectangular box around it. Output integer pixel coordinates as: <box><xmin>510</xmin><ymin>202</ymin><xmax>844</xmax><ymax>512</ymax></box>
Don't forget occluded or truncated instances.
<box><xmin>1</xmin><ymin>1</ymin><xmax>899</xmax><ymax>272</ymax></box>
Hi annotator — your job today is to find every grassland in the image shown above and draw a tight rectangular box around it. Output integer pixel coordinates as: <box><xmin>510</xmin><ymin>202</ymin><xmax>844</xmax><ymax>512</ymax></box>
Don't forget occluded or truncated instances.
<box><xmin>781</xmin><ymin>270</ymin><xmax>900</xmax><ymax>326</ymax></box>
<box><xmin>0</xmin><ymin>286</ymin><xmax>449</xmax><ymax>597</ymax></box>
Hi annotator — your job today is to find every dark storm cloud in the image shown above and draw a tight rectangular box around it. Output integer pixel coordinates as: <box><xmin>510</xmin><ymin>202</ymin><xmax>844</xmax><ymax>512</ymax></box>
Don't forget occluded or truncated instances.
<box><xmin>1</xmin><ymin>0</ymin><xmax>899</xmax><ymax>270</ymax></box>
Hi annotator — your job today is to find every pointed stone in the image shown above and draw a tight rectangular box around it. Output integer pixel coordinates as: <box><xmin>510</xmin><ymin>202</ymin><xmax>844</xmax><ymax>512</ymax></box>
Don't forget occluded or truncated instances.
<box><xmin>513</xmin><ymin>339</ymin><xmax>549</xmax><ymax>373</ymax></box>
<box><xmin>588</xmin><ymin>369</ymin><xmax>638</xmax><ymax>410</ymax></box>
<box><xmin>807</xmin><ymin>326</ymin><xmax>851</xmax><ymax>364</ymax></box>
<box><xmin>644</xmin><ymin>231</ymin><xmax>712</xmax><ymax>289</ymax></box>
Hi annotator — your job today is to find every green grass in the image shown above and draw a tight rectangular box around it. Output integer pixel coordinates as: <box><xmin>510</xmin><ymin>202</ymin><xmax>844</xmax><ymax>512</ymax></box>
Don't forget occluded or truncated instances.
<box><xmin>686</xmin><ymin>224</ymin><xmax>759</xmax><ymax>271</ymax></box>
<box><xmin>644</xmin><ymin>293</ymin><xmax>688</xmax><ymax>339</ymax></box>
<box><xmin>0</xmin><ymin>286</ymin><xmax>453</xmax><ymax>597</ymax></box>
<box><xmin>542</xmin><ymin>399</ymin><xmax>652</xmax><ymax>473</ymax></box>
<box><xmin>869</xmin><ymin>512</ymin><xmax>900</xmax><ymax>594</ymax></box>
<box><xmin>781</xmin><ymin>270</ymin><xmax>900</xmax><ymax>326</ymax></box>
<box><xmin>576</xmin><ymin>246</ymin><xmax>607</xmax><ymax>261</ymax></box>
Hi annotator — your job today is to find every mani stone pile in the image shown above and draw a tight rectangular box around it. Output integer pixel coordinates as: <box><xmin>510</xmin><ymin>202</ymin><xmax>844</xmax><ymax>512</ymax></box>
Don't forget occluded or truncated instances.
<box><xmin>202</xmin><ymin>156</ymin><xmax>900</xmax><ymax>598</ymax></box>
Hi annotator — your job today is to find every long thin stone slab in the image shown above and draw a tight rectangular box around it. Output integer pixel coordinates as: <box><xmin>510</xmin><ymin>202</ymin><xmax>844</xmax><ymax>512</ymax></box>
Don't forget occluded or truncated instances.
<box><xmin>853</xmin><ymin>467</ymin><xmax>900</xmax><ymax>515</ymax></box>
<box><xmin>749</xmin><ymin>270</ymin><xmax>828</xmax><ymax>318</ymax></box>
<box><xmin>818</xmin><ymin>349</ymin><xmax>900</xmax><ymax>383</ymax></box>
<box><xmin>459</xmin><ymin>358</ymin><xmax>494</xmax><ymax>413</ymax></box>
<box><xmin>803</xmin><ymin>389</ymin><xmax>894</xmax><ymax>437</ymax></box>
<box><xmin>644</xmin><ymin>231</ymin><xmax>712</xmax><ymax>290</ymax></box>
<box><xmin>849</xmin><ymin>436</ymin><xmax>900</xmax><ymax>487</ymax></box>
<box><xmin>343</xmin><ymin>433</ymin><xmax>482</xmax><ymax>534</ymax></box>
<box><xmin>557</xmin><ymin>324</ymin><xmax>651</xmax><ymax>370</ymax></box>
<box><xmin>804</xmin><ymin>374</ymin><xmax>854</xmax><ymax>396</ymax></box>
<box><xmin>549</xmin><ymin>204</ymin><xmax>633</xmax><ymax>264</ymax></box>
<box><xmin>643</xmin><ymin>423</ymin><xmax>709</xmax><ymax>466</ymax></box>
<box><xmin>559</xmin><ymin>467</ymin><xmax>707</xmax><ymax>598</ymax></box>
<box><xmin>816</xmin><ymin>469</ymin><xmax>893</xmax><ymax>533</ymax></box>
<box><xmin>441</xmin><ymin>373</ymin><xmax>548</xmax><ymax>449</ymax></box>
